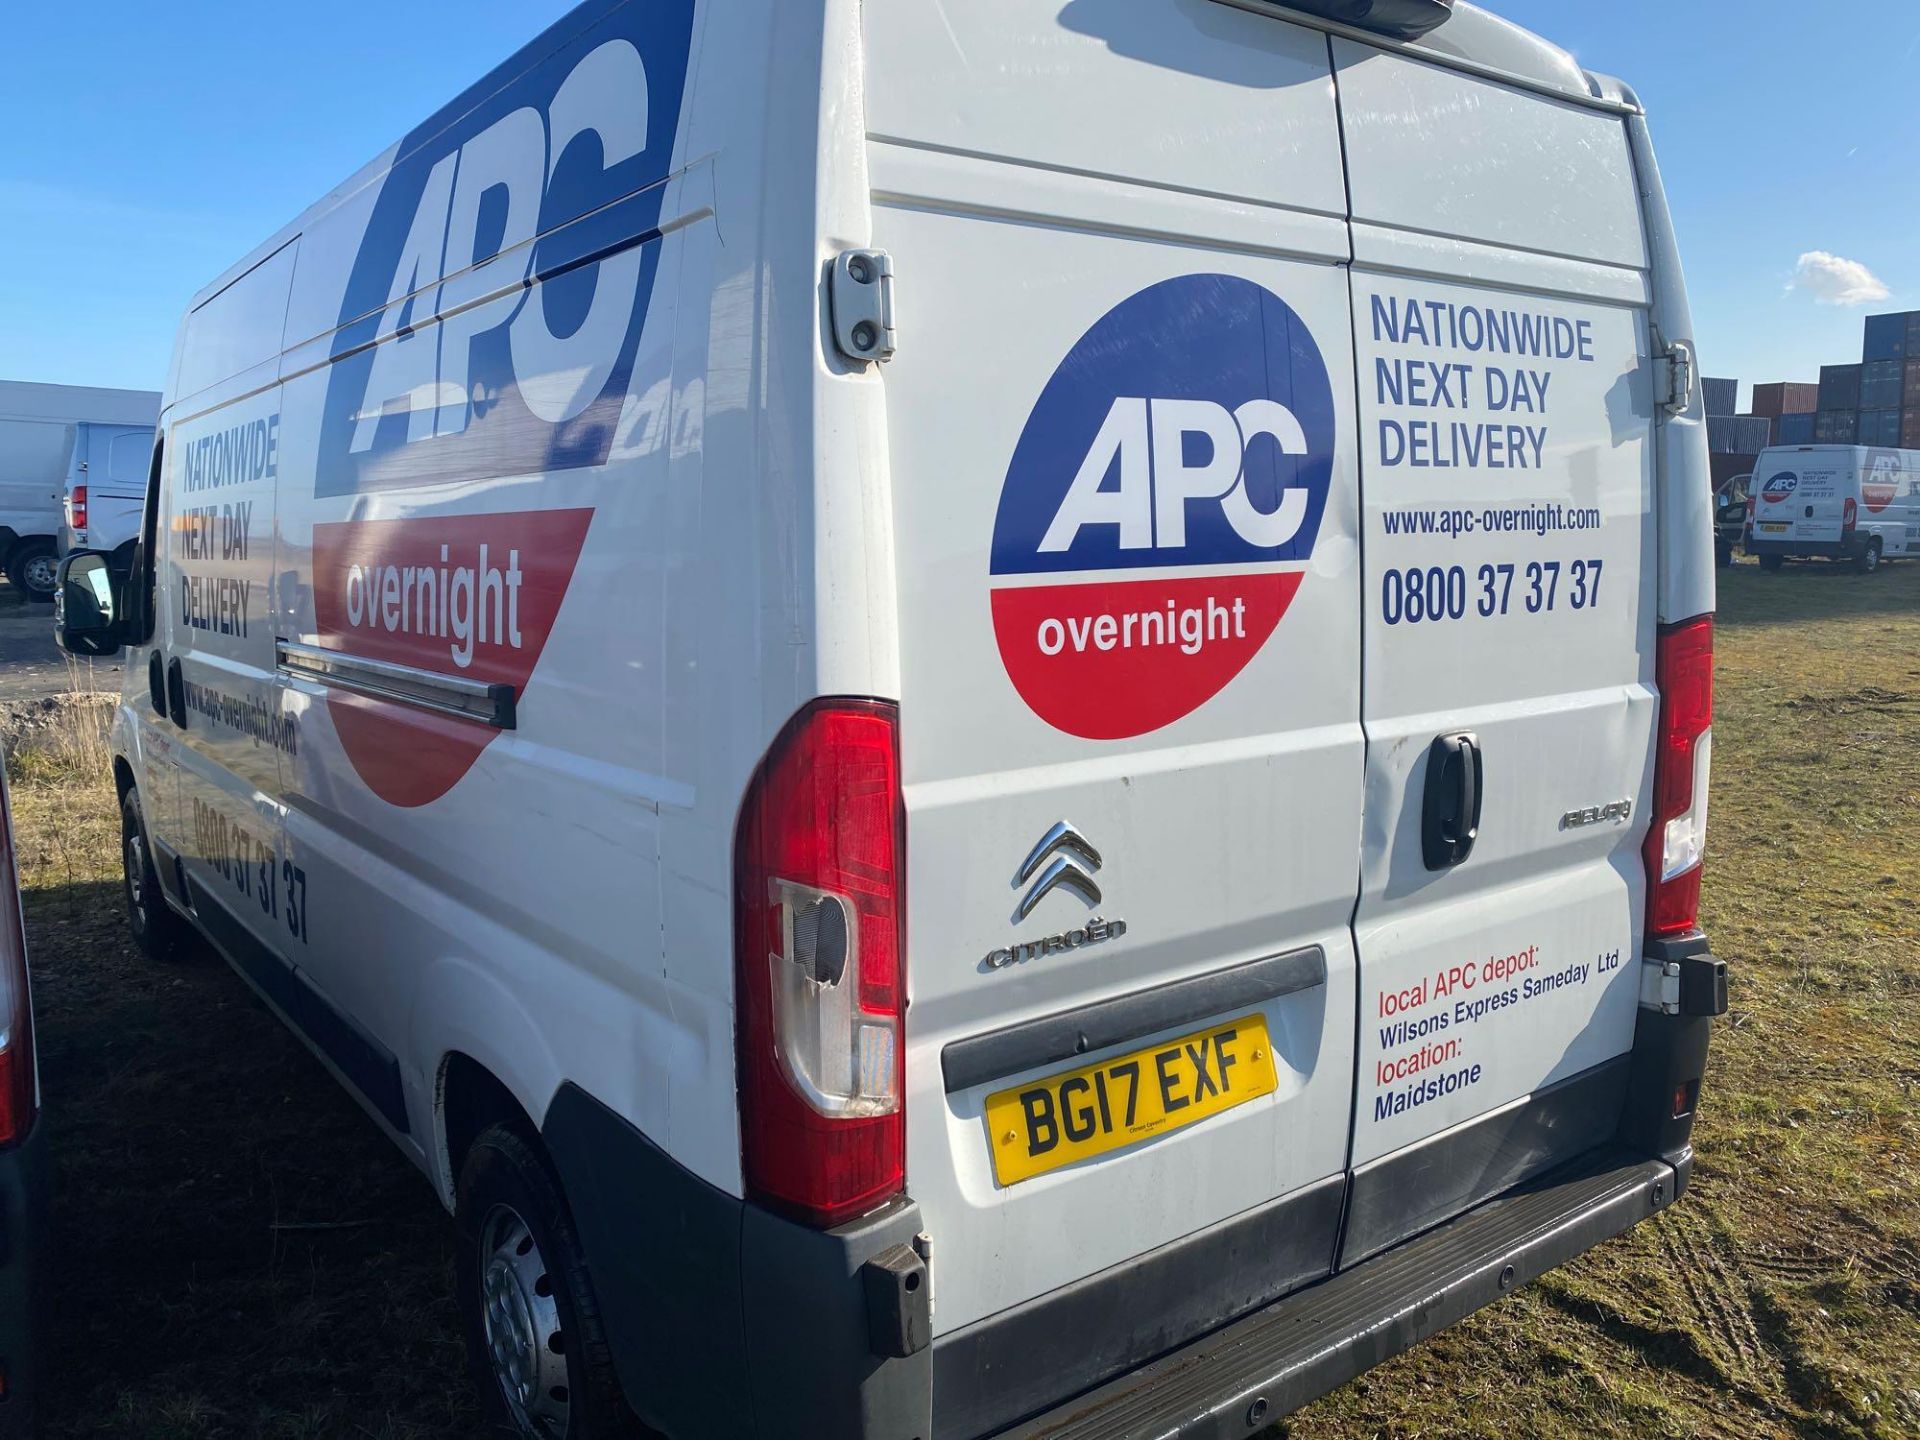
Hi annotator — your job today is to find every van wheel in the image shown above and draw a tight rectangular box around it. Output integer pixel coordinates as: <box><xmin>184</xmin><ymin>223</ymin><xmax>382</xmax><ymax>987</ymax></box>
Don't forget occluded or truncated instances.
<box><xmin>1715</xmin><ymin>542</ymin><xmax>1732</xmax><ymax>568</ymax></box>
<box><xmin>7</xmin><ymin>539</ymin><xmax>58</xmax><ymax>602</ymax></box>
<box><xmin>456</xmin><ymin>1126</ymin><xmax>640</xmax><ymax>1440</ymax></box>
<box><xmin>1855</xmin><ymin>538</ymin><xmax>1883</xmax><ymax>575</ymax></box>
<box><xmin>122</xmin><ymin>789</ymin><xmax>187</xmax><ymax>961</ymax></box>
<box><xmin>1757</xmin><ymin>554</ymin><xmax>1784</xmax><ymax>572</ymax></box>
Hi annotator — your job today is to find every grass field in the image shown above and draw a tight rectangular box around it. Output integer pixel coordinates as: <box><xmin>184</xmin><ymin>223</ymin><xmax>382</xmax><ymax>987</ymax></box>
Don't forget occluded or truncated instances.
<box><xmin>8</xmin><ymin>559</ymin><xmax>1919</xmax><ymax>1439</ymax></box>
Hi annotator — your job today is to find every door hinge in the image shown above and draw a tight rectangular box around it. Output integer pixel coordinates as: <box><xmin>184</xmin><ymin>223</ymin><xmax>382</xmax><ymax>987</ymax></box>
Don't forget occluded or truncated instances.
<box><xmin>1653</xmin><ymin>339</ymin><xmax>1696</xmax><ymax>416</ymax></box>
<box><xmin>1638</xmin><ymin>957</ymin><xmax>1683</xmax><ymax>1014</ymax></box>
<box><xmin>829</xmin><ymin>249</ymin><xmax>897</xmax><ymax>364</ymax></box>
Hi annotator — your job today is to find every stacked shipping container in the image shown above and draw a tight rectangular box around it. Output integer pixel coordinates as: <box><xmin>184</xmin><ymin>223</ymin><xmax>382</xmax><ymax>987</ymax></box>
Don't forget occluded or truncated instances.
<box><xmin>1778</xmin><ymin>411</ymin><xmax>1817</xmax><ymax>445</ymax></box>
<box><xmin>1750</xmin><ymin>382</ymin><xmax>1819</xmax><ymax>419</ymax></box>
<box><xmin>1707</xmin><ymin>415</ymin><xmax>1772</xmax><ymax>454</ymax></box>
<box><xmin>1808</xmin><ymin>311</ymin><xmax>1920</xmax><ymax>453</ymax></box>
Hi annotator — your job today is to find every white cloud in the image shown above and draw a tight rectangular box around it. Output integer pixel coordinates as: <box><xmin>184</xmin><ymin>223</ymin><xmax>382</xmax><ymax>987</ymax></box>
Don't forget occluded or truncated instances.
<box><xmin>1790</xmin><ymin>251</ymin><xmax>1891</xmax><ymax>307</ymax></box>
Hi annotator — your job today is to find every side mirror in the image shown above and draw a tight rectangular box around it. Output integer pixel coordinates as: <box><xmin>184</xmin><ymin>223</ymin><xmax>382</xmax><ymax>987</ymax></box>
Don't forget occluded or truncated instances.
<box><xmin>54</xmin><ymin>550</ymin><xmax>123</xmax><ymax>657</ymax></box>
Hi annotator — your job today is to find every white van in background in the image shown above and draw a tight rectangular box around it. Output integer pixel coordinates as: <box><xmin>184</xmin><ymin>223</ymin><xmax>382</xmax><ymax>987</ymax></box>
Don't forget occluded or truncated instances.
<box><xmin>1746</xmin><ymin>445</ymin><xmax>1920</xmax><ymax>573</ymax></box>
<box><xmin>61</xmin><ymin>421</ymin><xmax>159</xmax><ymax>562</ymax></box>
<box><xmin>0</xmin><ymin>381</ymin><xmax>159</xmax><ymax>600</ymax></box>
<box><xmin>55</xmin><ymin>2</ymin><xmax>1727</xmax><ymax>1436</ymax></box>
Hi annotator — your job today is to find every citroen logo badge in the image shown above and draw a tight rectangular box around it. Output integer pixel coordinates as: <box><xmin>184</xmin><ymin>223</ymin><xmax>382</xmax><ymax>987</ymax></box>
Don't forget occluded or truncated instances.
<box><xmin>983</xmin><ymin>822</ymin><xmax>1126</xmax><ymax>972</ymax></box>
<box><xmin>1014</xmin><ymin>820</ymin><xmax>1103</xmax><ymax>920</ymax></box>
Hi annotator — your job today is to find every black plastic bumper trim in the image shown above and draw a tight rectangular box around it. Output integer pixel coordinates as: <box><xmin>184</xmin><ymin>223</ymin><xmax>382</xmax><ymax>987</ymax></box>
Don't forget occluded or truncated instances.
<box><xmin>543</xmin><ymin>1083</ymin><xmax>933</xmax><ymax>1440</ymax></box>
<box><xmin>1745</xmin><ymin>535</ymin><xmax>1867</xmax><ymax>559</ymax></box>
<box><xmin>998</xmin><ymin>1146</ymin><xmax>1674</xmax><ymax>1440</ymax></box>
<box><xmin>933</xmin><ymin>1174</ymin><xmax>1345</xmax><ymax>1440</ymax></box>
<box><xmin>1340</xmin><ymin>1055</ymin><xmax>1630</xmax><ymax>1267</ymax></box>
<box><xmin>941</xmin><ymin>946</ymin><xmax>1326</xmax><ymax>1095</ymax></box>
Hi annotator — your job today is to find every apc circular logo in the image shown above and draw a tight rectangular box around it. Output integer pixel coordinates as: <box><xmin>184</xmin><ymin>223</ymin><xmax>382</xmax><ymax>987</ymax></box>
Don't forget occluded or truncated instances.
<box><xmin>1759</xmin><ymin>472</ymin><xmax>1799</xmax><ymax>505</ymax></box>
<box><xmin>989</xmin><ymin>274</ymin><xmax>1334</xmax><ymax>739</ymax></box>
<box><xmin>1864</xmin><ymin>451</ymin><xmax>1900</xmax><ymax>512</ymax></box>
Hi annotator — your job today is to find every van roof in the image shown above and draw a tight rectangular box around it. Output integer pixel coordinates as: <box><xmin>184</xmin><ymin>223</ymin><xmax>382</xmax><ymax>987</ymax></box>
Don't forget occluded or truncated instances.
<box><xmin>181</xmin><ymin>0</ymin><xmax>1625</xmax><ymax>319</ymax></box>
<box><xmin>0</xmin><ymin>379</ymin><xmax>162</xmax><ymax>427</ymax></box>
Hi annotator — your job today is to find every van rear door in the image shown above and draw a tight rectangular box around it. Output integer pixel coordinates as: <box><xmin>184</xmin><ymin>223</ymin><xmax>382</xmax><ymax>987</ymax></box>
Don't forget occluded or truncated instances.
<box><xmin>1753</xmin><ymin>446</ymin><xmax>1854</xmax><ymax>546</ymax></box>
<box><xmin>864</xmin><ymin>0</ymin><xmax>1364</xmax><ymax>1412</ymax></box>
<box><xmin>1335</xmin><ymin>41</ymin><xmax>1661</xmax><ymax>1260</ymax></box>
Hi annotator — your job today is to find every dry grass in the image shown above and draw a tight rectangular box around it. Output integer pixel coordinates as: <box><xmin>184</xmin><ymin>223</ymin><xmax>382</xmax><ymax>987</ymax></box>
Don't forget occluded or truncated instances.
<box><xmin>4</xmin><ymin>559</ymin><xmax>1918</xmax><ymax>1438</ymax></box>
<box><xmin>4</xmin><ymin>684</ymin><xmax>479</xmax><ymax>1439</ymax></box>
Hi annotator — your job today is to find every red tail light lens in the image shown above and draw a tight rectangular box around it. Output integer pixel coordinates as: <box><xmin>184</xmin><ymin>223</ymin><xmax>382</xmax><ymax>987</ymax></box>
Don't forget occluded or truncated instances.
<box><xmin>0</xmin><ymin>770</ymin><xmax>35</xmax><ymax>1146</ymax></box>
<box><xmin>1643</xmin><ymin>616</ymin><xmax>1713</xmax><ymax>940</ymax></box>
<box><xmin>1842</xmin><ymin>497</ymin><xmax>1858</xmax><ymax>531</ymax></box>
<box><xmin>68</xmin><ymin>484</ymin><xmax>88</xmax><ymax>535</ymax></box>
<box><xmin>736</xmin><ymin>700</ymin><xmax>904</xmax><ymax>1227</ymax></box>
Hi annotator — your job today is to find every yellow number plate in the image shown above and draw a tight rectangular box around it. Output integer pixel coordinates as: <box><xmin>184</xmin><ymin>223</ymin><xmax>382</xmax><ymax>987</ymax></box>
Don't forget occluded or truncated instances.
<box><xmin>1758</xmin><ymin>522</ymin><xmax>1789</xmax><ymax>534</ymax></box>
<box><xmin>985</xmin><ymin>1015</ymin><xmax>1276</xmax><ymax>1185</ymax></box>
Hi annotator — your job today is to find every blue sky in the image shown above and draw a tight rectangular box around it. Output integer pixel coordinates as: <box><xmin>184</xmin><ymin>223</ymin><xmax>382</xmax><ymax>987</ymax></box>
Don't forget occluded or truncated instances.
<box><xmin>2</xmin><ymin>2</ymin><xmax>1914</xmax><ymax>408</ymax></box>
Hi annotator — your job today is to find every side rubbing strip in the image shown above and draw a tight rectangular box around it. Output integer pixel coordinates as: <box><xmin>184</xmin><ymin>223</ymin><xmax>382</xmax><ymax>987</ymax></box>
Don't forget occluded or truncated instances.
<box><xmin>941</xmin><ymin>946</ymin><xmax>1327</xmax><ymax>1094</ymax></box>
<box><xmin>277</xmin><ymin>639</ymin><xmax>516</xmax><ymax>729</ymax></box>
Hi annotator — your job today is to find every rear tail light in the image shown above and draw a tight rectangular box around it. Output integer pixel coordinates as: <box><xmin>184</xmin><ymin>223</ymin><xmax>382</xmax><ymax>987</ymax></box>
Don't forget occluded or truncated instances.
<box><xmin>1842</xmin><ymin>497</ymin><xmax>1858</xmax><ymax>531</ymax></box>
<box><xmin>0</xmin><ymin>770</ymin><xmax>36</xmax><ymax>1147</ymax></box>
<box><xmin>1643</xmin><ymin>616</ymin><xmax>1713</xmax><ymax>940</ymax></box>
<box><xmin>736</xmin><ymin>700</ymin><xmax>904</xmax><ymax>1227</ymax></box>
<box><xmin>67</xmin><ymin>484</ymin><xmax>89</xmax><ymax>536</ymax></box>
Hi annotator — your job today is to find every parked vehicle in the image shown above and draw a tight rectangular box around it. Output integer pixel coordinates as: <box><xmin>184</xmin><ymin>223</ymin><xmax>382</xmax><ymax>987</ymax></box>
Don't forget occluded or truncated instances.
<box><xmin>55</xmin><ymin>1</ymin><xmax>1727</xmax><ymax>1435</ymax></box>
<box><xmin>1746</xmin><ymin>445</ymin><xmax>1920</xmax><ymax>573</ymax></box>
<box><xmin>0</xmin><ymin>763</ymin><xmax>46</xmax><ymax>1437</ymax></box>
<box><xmin>0</xmin><ymin>382</ymin><xmax>158</xmax><ymax>601</ymax></box>
<box><xmin>1715</xmin><ymin>473</ymin><xmax>1750</xmax><ymax>567</ymax></box>
<box><xmin>60</xmin><ymin>422</ymin><xmax>158</xmax><ymax>563</ymax></box>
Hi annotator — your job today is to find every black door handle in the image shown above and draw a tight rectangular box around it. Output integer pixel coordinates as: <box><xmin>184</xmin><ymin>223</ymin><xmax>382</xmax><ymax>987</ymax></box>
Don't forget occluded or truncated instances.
<box><xmin>148</xmin><ymin>652</ymin><xmax>167</xmax><ymax>718</ymax></box>
<box><xmin>166</xmin><ymin>657</ymin><xmax>188</xmax><ymax>729</ymax></box>
<box><xmin>1422</xmin><ymin>731</ymin><xmax>1483</xmax><ymax>871</ymax></box>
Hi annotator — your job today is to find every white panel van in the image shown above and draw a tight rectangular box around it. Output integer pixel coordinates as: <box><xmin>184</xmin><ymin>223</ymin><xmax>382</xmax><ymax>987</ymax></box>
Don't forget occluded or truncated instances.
<box><xmin>1745</xmin><ymin>444</ymin><xmax>1920</xmax><ymax>573</ymax></box>
<box><xmin>56</xmin><ymin>2</ymin><xmax>1727</xmax><ymax>1435</ymax></box>
<box><xmin>0</xmin><ymin>381</ymin><xmax>159</xmax><ymax>599</ymax></box>
<box><xmin>61</xmin><ymin>421</ymin><xmax>159</xmax><ymax>560</ymax></box>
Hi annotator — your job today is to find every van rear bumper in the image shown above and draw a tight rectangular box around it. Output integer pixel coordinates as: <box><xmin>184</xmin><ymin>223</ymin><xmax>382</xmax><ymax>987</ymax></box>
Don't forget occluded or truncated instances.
<box><xmin>546</xmin><ymin>974</ymin><xmax>1715</xmax><ymax>1440</ymax></box>
<box><xmin>1745</xmin><ymin>534</ymin><xmax>1867</xmax><ymax>559</ymax></box>
<box><xmin>990</xmin><ymin>1144</ymin><xmax>1679</xmax><ymax>1440</ymax></box>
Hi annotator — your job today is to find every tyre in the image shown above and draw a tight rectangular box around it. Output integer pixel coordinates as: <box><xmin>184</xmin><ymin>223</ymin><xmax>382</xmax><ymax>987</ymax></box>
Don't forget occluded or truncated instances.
<box><xmin>121</xmin><ymin>788</ymin><xmax>188</xmax><ymax>961</ymax></box>
<box><xmin>1757</xmin><ymin>553</ymin><xmax>1784</xmax><ymax>572</ymax></box>
<box><xmin>1855</xmin><ymin>538</ymin><xmax>1882</xmax><ymax>575</ymax></box>
<box><xmin>1715</xmin><ymin>542</ymin><xmax>1732</xmax><ymax>568</ymax></box>
<box><xmin>6</xmin><ymin>538</ymin><xmax>58</xmax><ymax>602</ymax></box>
<box><xmin>456</xmin><ymin>1125</ymin><xmax>639</xmax><ymax>1440</ymax></box>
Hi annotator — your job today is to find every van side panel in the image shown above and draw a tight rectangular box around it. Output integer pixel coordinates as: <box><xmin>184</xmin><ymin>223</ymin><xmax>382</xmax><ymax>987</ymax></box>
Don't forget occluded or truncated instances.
<box><xmin>253</xmin><ymin>0</ymin><xmax>720</xmax><ymax>1191</ymax></box>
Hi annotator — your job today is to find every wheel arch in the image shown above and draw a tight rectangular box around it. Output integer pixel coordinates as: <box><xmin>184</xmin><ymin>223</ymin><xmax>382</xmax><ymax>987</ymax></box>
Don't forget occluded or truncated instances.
<box><xmin>438</xmin><ymin>1050</ymin><xmax>540</xmax><ymax>1199</ymax></box>
<box><xmin>416</xmin><ymin>958</ymin><xmax>566</xmax><ymax>1207</ymax></box>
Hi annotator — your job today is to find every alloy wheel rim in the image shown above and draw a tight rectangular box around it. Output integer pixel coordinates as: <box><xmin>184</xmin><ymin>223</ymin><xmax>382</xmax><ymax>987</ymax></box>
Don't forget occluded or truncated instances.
<box><xmin>478</xmin><ymin>1203</ymin><xmax>570</xmax><ymax>1438</ymax></box>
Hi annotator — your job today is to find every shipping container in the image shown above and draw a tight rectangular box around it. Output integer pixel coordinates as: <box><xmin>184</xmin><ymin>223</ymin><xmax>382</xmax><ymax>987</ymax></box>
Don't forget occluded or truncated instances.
<box><xmin>1905</xmin><ymin>409</ymin><xmax>1920</xmax><ymax>450</ymax></box>
<box><xmin>1905</xmin><ymin>359</ymin><xmax>1920</xmax><ymax>409</ymax></box>
<box><xmin>1815</xmin><ymin>409</ymin><xmax>1860</xmax><ymax>445</ymax></box>
<box><xmin>1861</xmin><ymin>359</ymin><xmax>1903</xmax><ymax>410</ymax></box>
<box><xmin>1701</xmin><ymin>376</ymin><xmax>1737</xmax><ymax>416</ymax></box>
<box><xmin>1909</xmin><ymin>311</ymin><xmax>1920</xmax><ymax>356</ymax></box>
<box><xmin>1819</xmin><ymin>363</ymin><xmax>1863</xmax><ymax>412</ymax></box>
<box><xmin>1749</xmin><ymin>381</ymin><xmax>1819</xmax><ymax>419</ymax></box>
<box><xmin>1707</xmin><ymin>414</ymin><xmax>1772</xmax><ymax>454</ymax></box>
<box><xmin>1776</xmin><ymin>411</ymin><xmax>1817</xmax><ymax>446</ymax></box>
<box><xmin>1863</xmin><ymin>310</ymin><xmax>1915</xmax><ymax>362</ymax></box>
<box><xmin>1860</xmin><ymin>408</ymin><xmax>1902</xmax><ymax>447</ymax></box>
